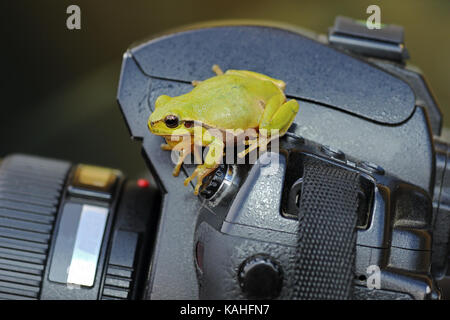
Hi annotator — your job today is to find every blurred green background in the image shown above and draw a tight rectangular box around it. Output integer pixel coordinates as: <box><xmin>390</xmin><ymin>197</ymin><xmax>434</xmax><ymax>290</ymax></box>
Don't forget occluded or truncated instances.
<box><xmin>1</xmin><ymin>0</ymin><xmax>449</xmax><ymax>177</ymax></box>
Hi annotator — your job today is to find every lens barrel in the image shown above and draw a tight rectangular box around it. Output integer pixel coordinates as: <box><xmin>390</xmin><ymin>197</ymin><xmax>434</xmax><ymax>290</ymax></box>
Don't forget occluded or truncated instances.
<box><xmin>0</xmin><ymin>154</ymin><xmax>159</xmax><ymax>300</ymax></box>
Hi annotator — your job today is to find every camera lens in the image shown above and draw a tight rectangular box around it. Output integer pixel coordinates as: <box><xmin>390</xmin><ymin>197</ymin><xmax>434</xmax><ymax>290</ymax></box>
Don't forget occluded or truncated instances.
<box><xmin>0</xmin><ymin>154</ymin><xmax>160</xmax><ymax>300</ymax></box>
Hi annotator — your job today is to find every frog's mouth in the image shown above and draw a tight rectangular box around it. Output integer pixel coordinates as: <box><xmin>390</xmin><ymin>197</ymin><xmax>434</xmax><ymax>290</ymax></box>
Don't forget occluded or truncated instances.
<box><xmin>150</xmin><ymin>127</ymin><xmax>191</xmax><ymax>136</ymax></box>
<box><xmin>161</xmin><ymin>134</ymin><xmax>192</xmax><ymax>139</ymax></box>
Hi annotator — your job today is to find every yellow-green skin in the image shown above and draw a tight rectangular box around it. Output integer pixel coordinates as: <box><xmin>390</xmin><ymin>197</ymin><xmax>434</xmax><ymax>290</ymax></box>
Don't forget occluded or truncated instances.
<box><xmin>147</xmin><ymin>67</ymin><xmax>299</xmax><ymax>195</ymax></box>
<box><xmin>150</xmin><ymin>74</ymin><xmax>278</xmax><ymax>132</ymax></box>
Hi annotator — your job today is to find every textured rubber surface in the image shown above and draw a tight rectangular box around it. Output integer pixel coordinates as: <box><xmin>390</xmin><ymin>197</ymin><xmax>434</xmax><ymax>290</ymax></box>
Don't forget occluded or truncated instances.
<box><xmin>129</xmin><ymin>25</ymin><xmax>415</xmax><ymax>125</ymax></box>
<box><xmin>292</xmin><ymin>157</ymin><xmax>360</xmax><ymax>300</ymax></box>
<box><xmin>0</xmin><ymin>154</ymin><xmax>70</xmax><ymax>299</ymax></box>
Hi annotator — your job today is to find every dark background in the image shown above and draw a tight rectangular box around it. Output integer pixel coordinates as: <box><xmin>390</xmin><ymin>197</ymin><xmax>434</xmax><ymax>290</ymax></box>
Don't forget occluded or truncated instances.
<box><xmin>1</xmin><ymin>0</ymin><xmax>449</xmax><ymax>177</ymax></box>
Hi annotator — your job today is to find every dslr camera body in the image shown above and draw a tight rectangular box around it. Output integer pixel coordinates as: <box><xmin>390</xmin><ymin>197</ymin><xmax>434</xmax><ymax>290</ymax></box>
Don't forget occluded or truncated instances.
<box><xmin>1</xmin><ymin>17</ymin><xmax>449</xmax><ymax>300</ymax></box>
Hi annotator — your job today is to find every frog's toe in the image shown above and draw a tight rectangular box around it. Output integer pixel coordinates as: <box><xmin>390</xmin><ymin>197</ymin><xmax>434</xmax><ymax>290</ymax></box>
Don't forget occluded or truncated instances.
<box><xmin>212</xmin><ymin>64</ymin><xmax>223</xmax><ymax>75</ymax></box>
<box><xmin>184</xmin><ymin>171</ymin><xmax>197</xmax><ymax>186</ymax></box>
<box><xmin>172</xmin><ymin>164</ymin><xmax>182</xmax><ymax>177</ymax></box>
<box><xmin>243</xmin><ymin>138</ymin><xmax>257</xmax><ymax>146</ymax></box>
<box><xmin>184</xmin><ymin>171</ymin><xmax>201</xmax><ymax>195</ymax></box>
<box><xmin>238</xmin><ymin>140</ymin><xmax>259</xmax><ymax>158</ymax></box>
<box><xmin>161</xmin><ymin>143</ymin><xmax>173</xmax><ymax>151</ymax></box>
<box><xmin>238</xmin><ymin>148</ymin><xmax>249</xmax><ymax>158</ymax></box>
<box><xmin>194</xmin><ymin>183</ymin><xmax>202</xmax><ymax>196</ymax></box>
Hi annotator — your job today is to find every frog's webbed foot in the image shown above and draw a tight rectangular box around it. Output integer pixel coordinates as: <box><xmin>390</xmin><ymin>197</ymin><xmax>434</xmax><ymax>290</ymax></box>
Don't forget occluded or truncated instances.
<box><xmin>212</xmin><ymin>64</ymin><xmax>223</xmax><ymax>75</ymax></box>
<box><xmin>238</xmin><ymin>135</ymin><xmax>275</xmax><ymax>158</ymax></box>
<box><xmin>184</xmin><ymin>164</ymin><xmax>218</xmax><ymax>195</ymax></box>
<box><xmin>238</xmin><ymin>98</ymin><xmax>300</xmax><ymax>158</ymax></box>
<box><xmin>191</xmin><ymin>80</ymin><xmax>201</xmax><ymax>87</ymax></box>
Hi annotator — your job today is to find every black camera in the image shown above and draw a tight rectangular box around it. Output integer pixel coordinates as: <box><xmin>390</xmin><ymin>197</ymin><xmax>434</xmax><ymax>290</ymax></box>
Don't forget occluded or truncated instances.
<box><xmin>1</xmin><ymin>17</ymin><xmax>449</xmax><ymax>300</ymax></box>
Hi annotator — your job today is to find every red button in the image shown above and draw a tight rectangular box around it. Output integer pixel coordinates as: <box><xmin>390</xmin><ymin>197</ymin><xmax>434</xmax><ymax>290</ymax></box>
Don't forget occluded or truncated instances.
<box><xmin>137</xmin><ymin>179</ymin><xmax>150</xmax><ymax>188</ymax></box>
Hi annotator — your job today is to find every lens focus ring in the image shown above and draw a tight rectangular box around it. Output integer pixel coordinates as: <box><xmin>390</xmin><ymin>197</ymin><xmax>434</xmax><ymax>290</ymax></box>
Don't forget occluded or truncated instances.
<box><xmin>0</xmin><ymin>154</ymin><xmax>71</xmax><ymax>300</ymax></box>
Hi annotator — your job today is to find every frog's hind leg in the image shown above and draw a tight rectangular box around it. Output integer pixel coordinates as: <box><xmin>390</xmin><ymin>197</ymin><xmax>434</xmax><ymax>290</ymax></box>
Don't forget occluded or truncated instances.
<box><xmin>238</xmin><ymin>97</ymin><xmax>299</xmax><ymax>158</ymax></box>
<box><xmin>212</xmin><ymin>64</ymin><xmax>224</xmax><ymax>75</ymax></box>
<box><xmin>224</xmin><ymin>70</ymin><xmax>286</xmax><ymax>90</ymax></box>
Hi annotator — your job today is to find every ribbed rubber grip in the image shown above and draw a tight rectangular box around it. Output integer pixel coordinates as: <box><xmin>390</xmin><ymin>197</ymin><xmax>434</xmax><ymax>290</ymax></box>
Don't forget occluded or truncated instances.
<box><xmin>101</xmin><ymin>264</ymin><xmax>134</xmax><ymax>300</ymax></box>
<box><xmin>0</xmin><ymin>154</ymin><xmax>70</xmax><ymax>300</ymax></box>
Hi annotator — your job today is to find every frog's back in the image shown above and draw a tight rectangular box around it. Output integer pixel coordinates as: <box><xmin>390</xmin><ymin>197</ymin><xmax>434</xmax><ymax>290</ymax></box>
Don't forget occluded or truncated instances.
<box><xmin>189</xmin><ymin>74</ymin><xmax>282</xmax><ymax>130</ymax></box>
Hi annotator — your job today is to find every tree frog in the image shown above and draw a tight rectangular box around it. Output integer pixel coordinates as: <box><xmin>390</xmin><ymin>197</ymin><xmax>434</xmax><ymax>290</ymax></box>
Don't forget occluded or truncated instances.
<box><xmin>148</xmin><ymin>65</ymin><xmax>299</xmax><ymax>195</ymax></box>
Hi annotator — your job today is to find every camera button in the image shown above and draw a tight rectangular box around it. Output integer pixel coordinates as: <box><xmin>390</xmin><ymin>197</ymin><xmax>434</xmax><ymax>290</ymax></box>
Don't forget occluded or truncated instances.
<box><xmin>68</xmin><ymin>165</ymin><xmax>122</xmax><ymax>201</ymax></box>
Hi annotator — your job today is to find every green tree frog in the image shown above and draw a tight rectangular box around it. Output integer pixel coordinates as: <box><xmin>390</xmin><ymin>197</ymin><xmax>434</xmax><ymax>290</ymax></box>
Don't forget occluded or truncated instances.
<box><xmin>148</xmin><ymin>65</ymin><xmax>299</xmax><ymax>195</ymax></box>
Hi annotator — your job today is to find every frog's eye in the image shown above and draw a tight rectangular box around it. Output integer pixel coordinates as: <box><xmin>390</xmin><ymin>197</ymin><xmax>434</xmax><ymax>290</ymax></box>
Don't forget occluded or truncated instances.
<box><xmin>164</xmin><ymin>115</ymin><xmax>179</xmax><ymax>128</ymax></box>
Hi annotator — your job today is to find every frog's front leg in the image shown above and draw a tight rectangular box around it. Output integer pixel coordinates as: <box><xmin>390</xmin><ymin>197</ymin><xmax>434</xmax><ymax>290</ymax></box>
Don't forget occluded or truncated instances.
<box><xmin>238</xmin><ymin>95</ymin><xmax>299</xmax><ymax>158</ymax></box>
<box><xmin>162</xmin><ymin>137</ymin><xmax>199</xmax><ymax>177</ymax></box>
<box><xmin>161</xmin><ymin>137</ymin><xmax>180</xmax><ymax>151</ymax></box>
<box><xmin>184</xmin><ymin>127</ymin><xmax>224</xmax><ymax>195</ymax></box>
<box><xmin>172</xmin><ymin>139</ymin><xmax>195</xmax><ymax>177</ymax></box>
